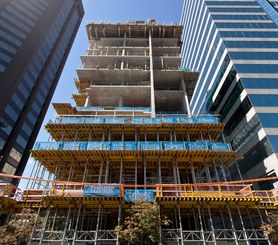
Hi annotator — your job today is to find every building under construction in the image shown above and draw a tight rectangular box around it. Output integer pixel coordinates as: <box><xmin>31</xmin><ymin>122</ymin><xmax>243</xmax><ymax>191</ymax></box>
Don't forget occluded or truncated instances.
<box><xmin>1</xmin><ymin>20</ymin><xmax>278</xmax><ymax>244</ymax></box>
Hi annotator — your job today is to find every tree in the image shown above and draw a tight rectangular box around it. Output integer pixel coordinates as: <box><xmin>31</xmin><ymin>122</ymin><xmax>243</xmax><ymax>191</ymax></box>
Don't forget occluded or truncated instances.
<box><xmin>260</xmin><ymin>211</ymin><xmax>278</xmax><ymax>244</ymax></box>
<box><xmin>115</xmin><ymin>202</ymin><xmax>170</xmax><ymax>245</ymax></box>
<box><xmin>0</xmin><ymin>208</ymin><xmax>38</xmax><ymax>245</ymax></box>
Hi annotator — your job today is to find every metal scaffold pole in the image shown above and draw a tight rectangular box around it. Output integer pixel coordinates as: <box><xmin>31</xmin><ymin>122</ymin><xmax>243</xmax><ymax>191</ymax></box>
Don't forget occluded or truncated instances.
<box><xmin>72</xmin><ymin>203</ymin><xmax>82</xmax><ymax>245</ymax></box>
<box><xmin>62</xmin><ymin>205</ymin><xmax>72</xmax><ymax>245</ymax></box>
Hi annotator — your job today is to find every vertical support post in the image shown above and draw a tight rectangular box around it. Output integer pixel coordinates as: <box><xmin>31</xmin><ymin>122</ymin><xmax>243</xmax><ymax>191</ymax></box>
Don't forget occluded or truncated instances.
<box><xmin>158</xmin><ymin>158</ymin><xmax>162</xmax><ymax>183</ymax></box>
<box><xmin>116</xmin><ymin>204</ymin><xmax>122</xmax><ymax>245</ymax></box>
<box><xmin>62</xmin><ymin>205</ymin><xmax>72</xmax><ymax>245</ymax></box>
<box><xmin>144</xmin><ymin>157</ymin><xmax>146</xmax><ymax>186</ymax></box>
<box><xmin>105</xmin><ymin>158</ymin><xmax>109</xmax><ymax>183</ymax></box>
<box><xmin>51</xmin><ymin>206</ymin><xmax>58</xmax><ymax>231</ymax></box>
<box><xmin>119</xmin><ymin>158</ymin><xmax>123</xmax><ymax>184</ymax></box>
<box><xmin>29</xmin><ymin>204</ymin><xmax>42</xmax><ymax>245</ymax></box>
<box><xmin>82</xmin><ymin>159</ymin><xmax>89</xmax><ymax>183</ymax></box>
<box><xmin>135</xmin><ymin>158</ymin><xmax>138</xmax><ymax>187</ymax></box>
<box><xmin>178</xmin><ymin>204</ymin><xmax>184</xmax><ymax>245</ymax></box>
<box><xmin>39</xmin><ymin>205</ymin><xmax>51</xmax><ymax>245</ymax></box>
<box><xmin>98</xmin><ymin>159</ymin><xmax>103</xmax><ymax>183</ymax></box>
<box><xmin>197</xmin><ymin>205</ymin><xmax>206</xmax><ymax>245</ymax></box>
<box><xmin>26</xmin><ymin>160</ymin><xmax>38</xmax><ymax>189</ymax></box>
<box><xmin>191</xmin><ymin>162</ymin><xmax>197</xmax><ymax>184</ymax></box>
<box><xmin>73</xmin><ymin>203</ymin><xmax>82</xmax><ymax>245</ymax></box>
<box><xmin>158</xmin><ymin>204</ymin><xmax>163</xmax><ymax>245</ymax></box>
<box><xmin>95</xmin><ymin>204</ymin><xmax>102</xmax><ymax>245</ymax></box>
<box><xmin>149</xmin><ymin>29</ymin><xmax>155</xmax><ymax>117</ymax></box>
<box><xmin>236</xmin><ymin>205</ymin><xmax>249</xmax><ymax>244</ymax></box>
<box><xmin>207</xmin><ymin>205</ymin><xmax>216</xmax><ymax>244</ymax></box>
<box><xmin>68</xmin><ymin>158</ymin><xmax>75</xmax><ymax>182</ymax></box>
<box><xmin>80</xmin><ymin>207</ymin><xmax>86</xmax><ymax>232</ymax></box>
<box><xmin>227</xmin><ymin>205</ymin><xmax>239</xmax><ymax>245</ymax></box>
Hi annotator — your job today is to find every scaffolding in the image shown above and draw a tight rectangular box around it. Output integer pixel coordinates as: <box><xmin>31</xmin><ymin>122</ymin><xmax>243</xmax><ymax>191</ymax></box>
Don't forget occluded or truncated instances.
<box><xmin>0</xmin><ymin>20</ymin><xmax>277</xmax><ymax>244</ymax></box>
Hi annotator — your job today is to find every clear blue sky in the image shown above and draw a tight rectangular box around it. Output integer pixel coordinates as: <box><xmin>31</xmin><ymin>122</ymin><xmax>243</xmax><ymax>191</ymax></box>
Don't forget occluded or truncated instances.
<box><xmin>21</xmin><ymin>0</ymin><xmax>184</xmax><ymax>184</ymax></box>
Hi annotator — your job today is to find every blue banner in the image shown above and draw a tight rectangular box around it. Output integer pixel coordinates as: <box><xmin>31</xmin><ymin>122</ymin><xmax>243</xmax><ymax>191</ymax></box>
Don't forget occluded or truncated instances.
<box><xmin>124</xmin><ymin>189</ymin><xmax>154</xmax><ymax>202</ymax></box>
<box><xmin>186</xmin><ymin>142</ymin><xmax>208</xmax><ymax>150</ymax></box>
<box><xmin>197</xmin><ymin>116</ymin><xmax>218</xmax><ymax>124</ymax></box>
<box><xmin>87</xmin><ymin>142</ymin><xmax>102</xmax><ymax>150</ymax></box>
<box><xmin>84</xmin><ymin>185</ymin><xmax>120</xmax><ymax>197</ymax></box>
<box><xmin>209</xmin><ymin>143</ymin><xmax>230</xmax><ymax>151</ymax></box>
<box><xmin>143</xmin><ymin>118</ymin><xmax>161</xmax><ymax>124</ymax></box>
<box><xmin>104</xmin><ymin>117</ymin><xmax>124</xmax><ymax>124</ymax></box>
<box><xmin>162</xmin><ymin>117</ymin><xmax>179</xmax><ymax>123</ymax></box>
<box><xmin>179</xmin><ymin>117</ymin><xmax>197</xmax><ymax>123</ymax></box>
<box><xmin>163</xmin><ymin>142</ymin><xmax>185</xmax><ymax>150</ymax></box>
<box><xmin>139</xmin><ymin>142</ymin><xmax>162</xmax><ymax>150</ymax></box>
<box><xmin>84</xmin><ymin>117</ymin><xmax>104</xmax><ymax>124</ymax></box>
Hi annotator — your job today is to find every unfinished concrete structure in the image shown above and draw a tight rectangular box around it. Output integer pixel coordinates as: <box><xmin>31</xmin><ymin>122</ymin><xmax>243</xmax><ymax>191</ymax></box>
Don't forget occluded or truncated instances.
<box><xmin>0</xmin><ymin>20</ymin><xmax>278</xmax><ymax>244</ymax></box>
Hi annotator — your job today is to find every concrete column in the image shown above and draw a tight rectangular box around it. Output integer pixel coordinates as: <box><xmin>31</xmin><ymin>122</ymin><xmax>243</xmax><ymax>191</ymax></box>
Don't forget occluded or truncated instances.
<box><xmin>149</xmin><ymin>29</ymin><xmax>155</xmax><ymax>117</ymax></box>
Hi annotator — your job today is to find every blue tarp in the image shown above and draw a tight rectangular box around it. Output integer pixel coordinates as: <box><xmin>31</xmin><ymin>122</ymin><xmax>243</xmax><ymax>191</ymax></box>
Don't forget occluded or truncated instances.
<box><xmin>84</xmin><ymin>185</ymin><xmax>120</xmax><ymax>197</ymax></box>
<box><xmin>124</xmin><ymin>189</ymin><xmax>154</xmax><ymax>202</ymax></box>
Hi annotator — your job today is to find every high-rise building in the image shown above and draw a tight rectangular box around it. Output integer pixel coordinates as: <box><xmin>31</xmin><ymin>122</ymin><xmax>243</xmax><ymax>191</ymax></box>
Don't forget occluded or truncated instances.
<box><xmin>181</xmin><ymin>0</ymin><xmax>278</xmax><ymax>189</ymax></box>
<box><xmin>0</xmin><ymin>0</ymin><xmax>84</xmax><ymax>184</ymax></box>
<box><xmin>1</xmin><ymin>20</ymin><xmax>277</xmax><ymax>245</ymax></box>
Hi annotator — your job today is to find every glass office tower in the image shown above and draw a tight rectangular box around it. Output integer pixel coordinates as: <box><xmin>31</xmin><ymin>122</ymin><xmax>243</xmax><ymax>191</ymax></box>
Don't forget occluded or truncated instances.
<box><xmin>181</xmin><ymin>0</ymin><xmax>278</xmax><ymax>189</ymax></box>
<box><xmin>0</xmin><ymin>0</ymin><xmax>84</xmax><ymax>184</ymax></box>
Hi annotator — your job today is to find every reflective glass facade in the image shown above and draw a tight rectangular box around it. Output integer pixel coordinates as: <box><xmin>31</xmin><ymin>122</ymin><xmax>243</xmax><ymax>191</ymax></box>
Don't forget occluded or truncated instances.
<box><xmin>181</xmin><ymin>0</ymin><xmax>278</xmax><ymax>189</ymax></box>
<box><xmin>0</xmin><ymin>0</ymin><xmax>84</xmax><ymax>184</ymax></box>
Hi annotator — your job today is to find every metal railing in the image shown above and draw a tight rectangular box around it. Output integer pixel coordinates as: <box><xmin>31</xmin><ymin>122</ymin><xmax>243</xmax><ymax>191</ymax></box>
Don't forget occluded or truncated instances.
<box><xmin>15</xmin><ymin>183</ymin><xmax>278</xmax><ymax>205</ymax></box>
